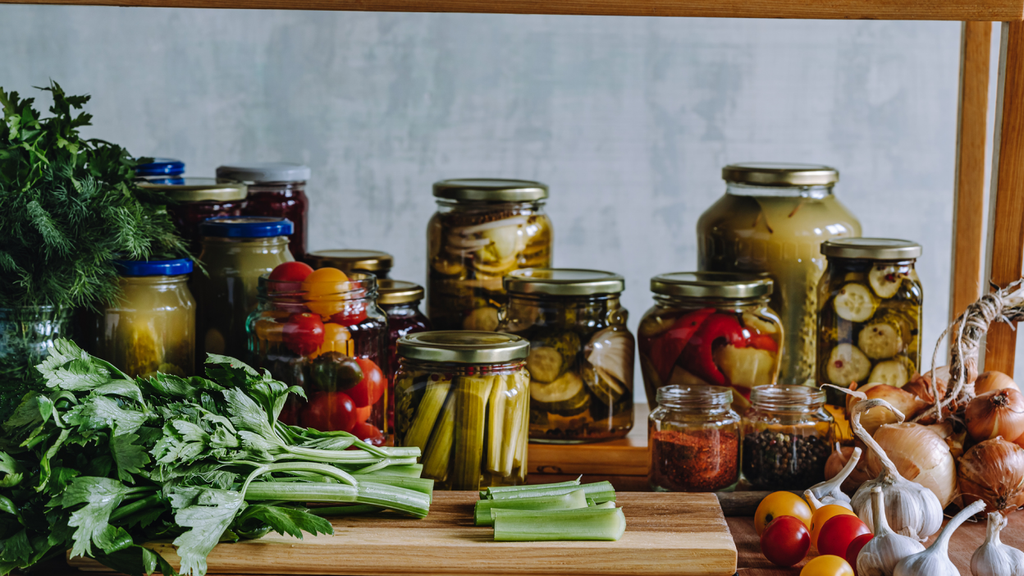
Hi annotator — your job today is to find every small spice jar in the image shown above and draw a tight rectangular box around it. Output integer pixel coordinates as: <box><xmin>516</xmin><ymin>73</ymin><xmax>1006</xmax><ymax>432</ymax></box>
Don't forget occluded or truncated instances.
<box><xmin>140</xmin><ymin>178</ymin><xmax>248</xmax><ymax>256</ymax></box>
<box><xmin>637</xmin><ymin>272</ymin><xmax>782</xmax><ymax>412</ymax></box>
<box><xmin>817</xmin><ymin>238</ymin><xmax>923</xmax><ymax>404</ymax></box>
<box><xmin>135</xmin><ymin>157</ymin><xmax>185</xmax><ymax>184</ymax></box>
<box><xmin>306</xmin><ymin>249</ymin><xmax>394</xmax><ymax>278</ymax></box>
<box><xmin>498</xmin><ymin>268</ymin><xmax>635</xmax><ymax>443</ymax></box>
<box><xmin>378</xmin><ymin>280</ymin><xmax>432</xmax><ymax>430</ymax></box>
<box><xmin>394</xmin><ymin>331</ymin><xmax>530</xmax><ymax>490</ymax></box>
<box><xmin>741</xmin><ymin>385</ymin><xmax>834</xmax><ymax>490</ymax></box>
<box><xmin>219</xmin><ymin>163</ymin><xmax>310</xmax><ymax>261</ymax></box>
<box><xmin>648</xmin><ymin>385</ymin><xmax>740</xmax><ymax>492</ymax></box>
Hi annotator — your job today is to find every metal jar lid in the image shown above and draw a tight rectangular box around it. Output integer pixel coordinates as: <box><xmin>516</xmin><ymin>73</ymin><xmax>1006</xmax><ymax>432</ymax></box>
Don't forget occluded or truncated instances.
<box><xmin>432</xmin><ymin>178</ymin><xmax>548</xmax><ymax>202</ymax></box>
<box><xmin>140</xmin><ymin>177</ymin><xmax>247</xmax><ymax>202</ymax></box>
<box><xmin>378</xmin><ymin>280</ymin><xmax>424</xmax><ymax>305</ymax></box>
<box><xmin>820</xmin><ymin>238</ymin><xmax>922</xmax><ymax>260</ymax></box>
<box><xmin>397</xmin><ymin>331</ymin><xmax>529</xmax><ymax>364</ymax></box>
<box><xmin>306</xmin><ymin>249</ymin><xmax>394</xmax><ymax>273</ymax></box>
<box><xmin>650</xmin><ymin>272</ymin><xmax>773</xmax><ymax>299</ymax></box>
<box><xmin>216</xmin><ymin>162</ymin><xmax>311</xmax><ymax>183</ymax></box>
<box><xmin>722</xmin><ymin>163</ymin><xmax>839</xmax><ymax>187</ymax></box>
<box><xmin>504</xmin><ymin>268</ymin><xmax>624</xmax><ymax>296</ymax></box>
<box><xmin>200</xmin><ymin>216</ymin><xmax>294</xmax><ymax>238</ymax></box>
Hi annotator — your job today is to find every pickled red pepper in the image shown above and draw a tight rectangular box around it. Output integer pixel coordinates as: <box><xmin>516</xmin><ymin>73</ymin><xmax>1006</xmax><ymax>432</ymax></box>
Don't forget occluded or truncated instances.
<box><xmin>649</xmin><ymin>429</ymin><xmax>739</xmax><ymax>492</ymax></box>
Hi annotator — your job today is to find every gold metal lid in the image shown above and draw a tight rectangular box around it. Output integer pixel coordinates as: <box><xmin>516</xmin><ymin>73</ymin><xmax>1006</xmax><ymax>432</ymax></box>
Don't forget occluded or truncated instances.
<box><xmin>820</xmin><ymin>238</ymin><xmax>922</xmax><ymax>260</ymax></box>
<box><xmin>378</xmin><ymin>280</ymin><xmax>424</xmax><ymax>305</ymax></box>
<box><xmin>433</xmin><ymin>178</ymin><xmax>548</xmax><ymax>202</ymax></box>
<box><xmin>650</xmin><ymin>272</ymin><xmax>773</xmax><ymax>299</ymax></box>
<box><xmin>140</xmin><ymin>177</ymin><xmax>248</xmax><ymax>202</ymax></box>
<box><xmin>722</xmin><ymin>163</ymin><xmax>839</xmax><ymax>187</ymax></box>
<box><xmin>306</xmin><ymin>249</ymin><xmax>394</xmax><ymax>272</ymax></box>
<box><xmin>397</xmin><ymin>331</ymin><xmax>529</xmax><ymax>363</ymax></box>
<box><xmin>504</xmin><ymin>268</ymin><xmax>624</xmax><ymax>296</ymax></box>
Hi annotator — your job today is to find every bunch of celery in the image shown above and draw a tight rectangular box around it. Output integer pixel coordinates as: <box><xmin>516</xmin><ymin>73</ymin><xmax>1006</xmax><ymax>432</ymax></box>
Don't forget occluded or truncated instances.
<box><xmin>475</xmin><ymin>478</ymin><xmax>626</xmax><ymax>541</ymax></box>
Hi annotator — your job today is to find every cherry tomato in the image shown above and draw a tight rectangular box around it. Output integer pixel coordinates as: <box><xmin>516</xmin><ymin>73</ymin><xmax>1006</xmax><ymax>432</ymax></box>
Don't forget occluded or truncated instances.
<box><xmin>353</xmin><ymin>404</ymin><xmax>372</xmax><ymax>423</ymax></box>
<box><xmin>845</xmin><ymin>533</ymin><xmax>873</xmax><ymax>576</ymax></box>
<box><xmin>300</xmin><ymin>391</ymin><xmax>357</xmax><ymax>432</ymax></box>
<box><xmin>810</xmin><ymin>504</ymin><xmax>858</xmax><ymax>549</ymax></box>
<box><xmin>309</xmin><ymin>352</ymin><xmax>364</xmax><ymax>392</ymax></box>
<box><xmin>330</xmin><ymin>301</ymin><xmax>368</xmax><ymax>327</ymax></box>
<box><xmin>301</xmin><ymin>267</ymin><xmax>349</xmax><ymax>318</ymax></box>
<box><xmin>817</xmin><ymin>515</ymin><xmax>871</xmax><ymax>558</ymax></box>
<box><xmin>760</xmin><ymin>516</ymin><xmax>810</xmax><ymax>567</ymax></box>
<box><xmin>350</xmin><ymin>422</ymin><xmax>385</xmax><ymax>446</ymax></box>
<box><xmin>309</xmin><ymin>322</ymin><xmax>352</xmax><ymax>359</ymax></box>
<box><xmin>754</xmin><ymin>491</ymin><xmax>812</xmax><ymax>535</ymax></box>
<box><xmin>283</xmin><ymin>313</ymin><xmax>325</xmax><ymax>356</ymax></box>
<box><xmin>269</xmin><ymin>261</ymin><xmax>314</xmax><ymax>282</ymax></box>
<box><xmin>800</xmin><ymin>555</ymin><xmax>854</xmax><ymax>576</ymax></box>
<box><xmin>348</xmin><ymin>358</ymin><xmax>386</xmax><ymax>408</ymax></box>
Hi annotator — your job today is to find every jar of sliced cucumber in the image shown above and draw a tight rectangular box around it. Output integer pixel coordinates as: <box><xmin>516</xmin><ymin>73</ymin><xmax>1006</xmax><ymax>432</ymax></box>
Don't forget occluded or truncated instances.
<box><xmin>816</xmin><ymin>238</ymin><xmax>923</xmax><ymax>404</ymax></box>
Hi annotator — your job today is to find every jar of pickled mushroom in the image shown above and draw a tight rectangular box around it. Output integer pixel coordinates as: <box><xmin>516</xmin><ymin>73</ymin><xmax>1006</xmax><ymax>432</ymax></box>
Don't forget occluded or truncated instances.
<box><xmin>219</xmin><ymin>163</ymin><xmax>310</xmax><ymax>261</ymax></box>
<box><xmin>379</xmin><ymin>280</ymin><xmax>432</xmax><ymax>430</ymax></box>
<box><xmin>497</xmin><ymin>268</ymin><xmax>634</xmax><ymax>443</ymax></box>
<box><xmin>246</xmin><ymin>269</ymin><xmax>389</xmax><ymax>444</ymax></box>
<box><xmin>817</xmin><ymin>238</ymin><xmax>923</xmax><ymax>404</ymax></box>
<box><xmin>742</xmin><ymin>385</ymin><xmax>833</xmax><ymax>490</ymax></box>
<box><xmin>637</xmin><ymin>272</ymin><xmax>782</xmax><ymax>412</ymax></box>
<box><xmin>90</xmin><ymin>258</ymin><xmax>196</xmax><ymax>377</ymax></box>
<box><xmin>140</xmin><ymin>178</ymin><xmax>248</xmax><ymax>256</ymax></box>
<box><xmin>193</xmin><ymin>216</ymin><xmax>294</xmax><ymax>362</ymax></box>
<box><xmin>307</xmin><ymin>249</ymin><xmax>394</xmax><ymax>279</ymax></box>
<box><xmin>394</xmin><ymin>331</ymin><xmax>530</xmax><ymax>490</ymax></box>
<box><xmin>697</xmin><ymin>163</ymin><xmax>861</xmax><ymax>385</ymax></box>
<box><xmin>427</xmin><ymin>179</ymin><xmax>553</xmax><ymax>331</ymax></box>
<box><xmin>135</xmin><ymin>157</ymin><xmax>185</xmax><ymax>183</ymax></box>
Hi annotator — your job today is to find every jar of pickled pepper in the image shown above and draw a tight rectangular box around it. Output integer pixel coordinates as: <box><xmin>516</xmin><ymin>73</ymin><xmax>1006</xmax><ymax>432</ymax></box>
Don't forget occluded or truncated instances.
<box><xmin>307</xmin><ymin>249</ymin><xmax>394</xmax><ymax>279</ymax></box>
<box><xmin>742</xmin><ymin>385</ymin><xmax>833</xmax><ymax>490</ymax></box>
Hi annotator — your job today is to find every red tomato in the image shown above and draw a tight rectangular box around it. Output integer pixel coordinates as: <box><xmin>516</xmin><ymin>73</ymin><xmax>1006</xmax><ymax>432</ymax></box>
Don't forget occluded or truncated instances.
<box><xmin>353</xmin><ymin>404</ymin><xmax>372</xmax><ymax>423</ymax></box>
<box><xmin>350</xmin><ymin>422</ymin><xmax>385</xmax><ymax>445</ymax></box>
<box><xmin>348</xmin><ymin>358</ymin><xmax>386</xmax><ymax>408</ymax></box>
<box><xmin>845</xmin><ymin>533</ymin><xmax>873</xmax><ymax>576</ymax></box>
<box><xmin>269</xmin><ymin>261</ymin><xmax>314</xmax><ymax>282</ymax></box>
<box><xmin>817</xmin><ymin>515</ymin><xmax>871</xmax><ymax>558</ymax></box>
<box><xmin>283</xmin><ymin>313</ymin><xmax>325</xmax><ymax>356</ymax></box>
<box><xmin>300</xmin><ymin>391</ymin><xmax>357</xmax><ymax>432</ymax></box>
<box><xmin>330</xmin><ymin>302</ymin><xmax>368</xmax><ymax>327</ymax></box>
<box><xmin>760</xmin><ymin>516</ymin><xmax>810</xmax><ymax>567</ymax></box>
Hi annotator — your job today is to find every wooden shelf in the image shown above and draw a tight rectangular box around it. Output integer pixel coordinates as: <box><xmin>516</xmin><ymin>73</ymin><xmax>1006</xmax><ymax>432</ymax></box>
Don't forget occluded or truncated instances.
<box><xmin>527</xmin><ymin>404</ymin><xmax>649</xmax><ymax>478</ymax></box>
<box><xmin>0</xmin><ymin>0</ymin><xmax>1021</xmax><ymax>21</ymax></box>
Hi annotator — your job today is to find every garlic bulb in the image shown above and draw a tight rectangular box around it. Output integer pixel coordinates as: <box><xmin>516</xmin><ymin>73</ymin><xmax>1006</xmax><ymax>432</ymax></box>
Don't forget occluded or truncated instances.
<box><xmin>857</xmin><ymin>487</ymin><xmax>924</xmax><ymax>576</ymax></box>
<box><xmin>972</xmin><ymin>512</ymin><xmax>1024</xmax><ymax>576</ymax></box>
<box><xmin>806</xmin><ymin>446</ymin><xmax>861</xmax><ymax>511</ymax></box>
<box><xmin>863</xmin><ymin>422</ymin><xmax>958</xmax><ymax>507</ymax></box>
<box><xmin>893</xmin><ymin>499</ymin><xmax>986</xmax><ymax>576</ymax></box>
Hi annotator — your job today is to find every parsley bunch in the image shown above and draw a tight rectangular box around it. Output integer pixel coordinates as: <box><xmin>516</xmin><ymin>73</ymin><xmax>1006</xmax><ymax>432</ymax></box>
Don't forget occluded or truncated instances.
<box><xmin>0</xmin><ymin>341</ymin><xmax>430</xmax><ymax>576</ymax></box>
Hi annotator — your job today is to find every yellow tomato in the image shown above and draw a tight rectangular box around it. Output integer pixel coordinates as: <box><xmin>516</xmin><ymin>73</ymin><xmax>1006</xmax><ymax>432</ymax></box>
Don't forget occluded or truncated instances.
<box><xmin>301</xmin><ymin>267</ymin><xmax>349</xmax><ymax>318</ymax></box>
<box><xmin>800</xmin><ymin>555</ymin><xmax>854</xmax><ymax>576</ymax></box>
<box><xmin>809</xmin><ymin>504</ymin><xmax>857</xmax><ymax>550</ymax></box>
<box><xmin>754</xmin><ymin>491</ymin><xmax>812</xmax><ymax>535</ymax></box>
<box><xmin>309</xmin><ymin>322</ymin><xmax>353</xmax><ymax>359</ymax></box>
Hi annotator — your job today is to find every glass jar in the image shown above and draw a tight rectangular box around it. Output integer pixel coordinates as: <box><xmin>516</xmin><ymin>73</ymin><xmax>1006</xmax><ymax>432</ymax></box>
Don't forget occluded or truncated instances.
<box><xmin>379</xmin><ymin>280</ymin><xmax>432</xmax><ymax>431</ymax></box>
<box><xmin>394</xmin><ymin>331</ymin><xmax>530</xmax><ymax>490</ymax></box>
<box><xmin>141</xmin><ymin>178</ymin><xmax>248</xmax><ymax>256</ymax></box>
<box><xmin>246</xmin><ymin>272</ymin><xmax>389</xmax><ymax>443</ymax></box>
<box><xmin>817</xmin><ymin>238</ymin><xmax>923</xmax><ymax>403</ymax></box>
<box><xmin>0</xmin><ymin>306</ymin><xmax>74</xmax><ymax>422</ymax></box>
<box><xmin>498</xmin><ymin>268</ymin><xmax>634</xmax><ymax>443</ymax></box>
<box><xmin>697</xmin><ymin>163</ymin><xmax>861</xmax><ymax>385</ymax></box>
<box><xmin>427</xmin><ymin>179</ymin><xmax>553</xmax><ymax>331</ymax></box>
<box><xmin>193</xmin><ymin>217</ymin><xmax>294</xmax><ymax>362</ymax></box>
<box><xmin>135</xmin><ymin>157</ymin><xmax>185</xmax><ymax>184</ymax></box>
<box><xmin>220</xmin><ymin>163</ymin><xmax>310</xmax><ymax>261</ymax></box>
<box><xmin>307</xmin><ymin>249</ymin><xmax>394</xmax><ymax>278</ymax></box>
<box><xmin>90</xmin><ymin>259</ymin><xmax>196</xmax><ymax>378</ymax></box>
<box><xmin>742</xmin><ymin>385</ymin><xmax>834</xmax><ymax>490</ymax></box>
<box><xmin>649</xmin><ymin>385</ymin><xmax>741</xmax><ymax>492</ymax></box>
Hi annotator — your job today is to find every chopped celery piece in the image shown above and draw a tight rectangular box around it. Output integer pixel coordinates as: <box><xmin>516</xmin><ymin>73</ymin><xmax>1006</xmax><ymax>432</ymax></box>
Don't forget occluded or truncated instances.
<box><xmin>490</xmin><ymin>481</ymin><xmax>615</xmax><ymax>503</ymax></box>
<box><xmin>474</xmin><ymin>489</ymin><xmax>587</xmax><ymax>526</ymax></box>
<box><xmin>481</xmin><ymin>477</ymin><xmax>581</xmax><ymax>499</ymax></box>
<box><xmin>404</xmin><ymin>376</ymin><xmax>452</xmax><ymax>452</ymax></box>
<box><xmin>354</xmin><ymin>464</ymin><xmax>423</xmax><ymax>478</ymax></box>
<box><xmin>592</xmin><ymin>501</ymin><xmax>616</xmax><ymax>509</ymax></box>
<box><xmin>451</xmin><ymin>374</ymin><xmax>495</xmax><ymax>490</ymax></box>
<box><xmin>491</xmin><ymin>507</ymin><xmax>626</xmax><ymax>541</ymax></box>
<box><xmin>485</xmin><ymin>374</ymin><xmax>508</xmax><ymax>475</ymax></box>
<box><xmin>422</xmin><ymin>393</ymin><xmax>456</xmax><ymax>481</ymax></box>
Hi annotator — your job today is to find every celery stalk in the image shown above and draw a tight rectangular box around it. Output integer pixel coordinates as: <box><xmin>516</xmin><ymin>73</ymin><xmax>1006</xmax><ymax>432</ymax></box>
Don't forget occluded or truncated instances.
<box><xmin>404</xmin><ymin>376</ymin><xmax>452</xmax><ymax>452</ymax></box>
<box><xmin>348</xmin><ymin>473</ymin><xmax>434</xmax><ymax>496</ymax></box>
<box><xmin>592</xmin><ymin>501</ymin><xmax>616</xmax><ymax>509</ymax></box>
<box><xmin>474</xmin><ymin>489</ymin><xmax>587</xmax><ymax>526</ymax></box>
<box><xmin>354</xmin><ymin>464</ymin><xmax>423</xmax><ymax>478</ymax></box>
<box><xmin>482</xmin><ymin>477</ymin><xmax>581</xmax><ymax>498</ymax></box>
<box><xmin>491</xmin><ymin>507</ymin><xmax>626</xmax><ymax>541</ymax></box>
<box><xmin>485</xmin><ymin>374</ymin><xmax>508</xmax><ymax>475</ymax></box>
<box><xmin>451</xmin><ymin>374</ymin><xmax>495</xmax><ymax>490</ymax></box>
<box><xmin>422</xmin><ymin>393</ymin><xmax>456</xmax><ymax>481</ymax></box>
<box><xmin>490</xmin><ymin>481</ymin><xmax>616</xmax><ymax>503</ymax></box>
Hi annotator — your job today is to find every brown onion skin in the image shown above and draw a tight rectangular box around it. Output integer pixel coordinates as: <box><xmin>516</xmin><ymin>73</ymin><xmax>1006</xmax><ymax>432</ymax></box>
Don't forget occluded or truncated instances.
<box><xmin>966</xmin><ymin>388</ymin><xmax>1024</xmax><ymax>443</ymax></box>
<box><xmin>974</xmin><ymin>371</ymin><xmax>1020</xmax><ymax>395</ymax></box>
<box><xmin>825</xmin><ymin>444</ymin><xmax>874</xmax><ymax>493</ymax></box>
<box><xmin>958</xmin><ymin>437</ymin><xmax>1024</xmax><ymax>514</ymax></box>
<box><xmin>845</xmin><ymin>383</ymin><xmax>929</xmax><ymax>426</ymax></box>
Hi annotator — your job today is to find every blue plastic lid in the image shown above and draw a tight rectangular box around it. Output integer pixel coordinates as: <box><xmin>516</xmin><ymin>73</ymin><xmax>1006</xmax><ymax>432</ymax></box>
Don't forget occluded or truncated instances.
<box><xmin>200</xmin><ymin>216</ymin><xmax>294</xmax><ymax>238</ymax></box>
<box><xmin>146</xmin><ymin>177</ymin><xmax>187</xmax><ymax>185</ymax></box>
<box><xmin>114</xmin><ymin>258</ymin><xmax>194</xmax><ymax>277</ymax></box>
<box><xmin>135</xmin><ymin>158</ymin><xmax>186</xmax><ymax>177</ymax></box>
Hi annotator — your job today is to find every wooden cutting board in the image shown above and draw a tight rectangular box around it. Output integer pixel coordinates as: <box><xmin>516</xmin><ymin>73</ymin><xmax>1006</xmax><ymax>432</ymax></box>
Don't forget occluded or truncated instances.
<box><xmin>70</xmin><ymin>492</ymin><xmax>737</xmax><ymax>576</ymax></box>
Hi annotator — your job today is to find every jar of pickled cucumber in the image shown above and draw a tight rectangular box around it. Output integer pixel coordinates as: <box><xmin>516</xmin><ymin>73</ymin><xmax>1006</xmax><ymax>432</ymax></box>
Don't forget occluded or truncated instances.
<box><xmin>245</xmin><ymin>270</ymin><xmax>389</xmax><ymax>443</ymax></box>
<box><xmin>394</xmin><ymin>331</ymin><xmax>530</xmax><ymax>490</ymax></box>
<box><xmin>817</xmin><ymin>238</ymin><xmax>923</xmax><ymax>404</ymax></box>
<box><xmin>307</xmin><ymin>249</ymin><xmax>394</xmax><ymax>279</ymax></box>
<box><xmin>140</xmin><ymin>178</ymin><xmax>248</xmax><ymax>256</ymax></box>
<box><xmin>90</xmin><ymin>259</ymin><xmax>196</xmax><ymax>377</ymax></box>
<box><xmin>427</xmin><ymin>179</ymin><xmax>553</xmax><ymax>331</ymax></box>
<box><xmin>742</xmin><ymin>385</ymin><xmax>833</xmax><ymax>490</ymax></box>
<box><xmin>697</xmin><ymin>163</ymin><xmax>861</xmax><ymax>386</ymax></box>
<box><xmin>497</xmin><ymin>269</ymin><xmax>634</xmax><ymax>443</ymax></box>
<box><xmin>379</xmin><ymin>280</ymin><xmax>432</xmax><ymax>431</ymax></box>
<box><xmin>637</xmin><ymin>272</ymin><xmax>782</xmax><ymax>412</ymax></box>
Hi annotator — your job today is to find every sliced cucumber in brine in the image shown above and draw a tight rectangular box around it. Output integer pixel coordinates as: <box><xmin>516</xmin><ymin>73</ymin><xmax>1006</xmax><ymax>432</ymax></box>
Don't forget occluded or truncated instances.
<box><xmin>826</xmin><ymin>343</ymin><xmax>872</xmax><ymax>385</ymax></box>
<box><xmin>868</xmin><ymin>358</ymin><xmax>910</xmax><ymax>388</ymax></box>
<box><xmin>530</xmin><ymin>372</ymin><xmax>590</xmax><ymax>416</ymax></box>
<box><xmin>857</xmin><ymin>321</ymin><xmax>904</xmax><ymax>360</ymax></box>
<box><xmin>833</xmin><ymin>283</ymin><xmax>878</xmax><ymax>323</ymax></box>
<box><xmin>868</xmin><ymin>265</ymin><xmax>908</xmax><ymax>299</ymax></box>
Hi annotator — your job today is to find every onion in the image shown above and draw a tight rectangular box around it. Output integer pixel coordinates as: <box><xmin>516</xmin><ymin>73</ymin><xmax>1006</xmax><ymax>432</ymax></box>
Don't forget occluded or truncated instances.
<box><xmin>846</xmin><ymin>383</ymin><xmax>929</xmax><ymax>435</ymax></box>
<box><xmin>958</xmin><ymin>437</ymin><xmax>1024</xmax><ymax>514</ymax></box>
<box><xmin>923</xmin><ymin>421</ymin><xmax>967</xmax><ymax>459</ymax></box>
<box><xmin>966</xmin><ymin>388</ymin><xmax>1024</xmax><ymax>443</ymax></box>
<box><xmin>864</xmin><ymin>422</ymin><xmax>959</xmax><ymax>507</ymax></box>
<box><xmin>825</xmin><ymin>444</ymin><xmax>875</xmax><ymax>493</ymax></box>
<box><xmin>974</xmin><ymin>371</ymin><xmax>1020</xmax><ymax>395</ymax></box>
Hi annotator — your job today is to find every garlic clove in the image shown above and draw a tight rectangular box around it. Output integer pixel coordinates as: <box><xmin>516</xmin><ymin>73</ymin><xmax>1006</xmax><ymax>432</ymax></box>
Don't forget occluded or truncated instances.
<box><xmin>894</xmin><ymin>499</ymin><xmax>986</xmax><ymax>576</ymax></box>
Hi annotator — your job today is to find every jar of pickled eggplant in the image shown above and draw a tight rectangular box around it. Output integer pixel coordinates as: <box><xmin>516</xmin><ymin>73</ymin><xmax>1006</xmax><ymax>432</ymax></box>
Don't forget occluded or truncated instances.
<box><xmin>379</xmin><ymin>280</ymin><xmax>432</xmax><ymax>431</ymax></box>
<box><xmin>307</xmin><ymin>249</ymin><xmax>394</xmax><ymax>279</ymax></box>
<box><xmin>140</xmin><ymin>178</ymin><xmax>248</xmax><ymax>256</ymax></box>
<box><xmin>193</xmin><ymin>217</ymin><xmax>294</xmax><ymax>362</ymax></box>
<box><xmin>246</xmin><ymin>270</ymin><xmax>389</xmax><ymax>443</ymax></box>
<box><xmin>90</xmin><ymin>258</ymin><xmax>196</xmax><ymax>377</ymax></box>
<box><xmin>497</xmin><ymin>269</ymin><xmax>634</xmax><ymax>443</ymax></box>
<box><xmin>817</xmin><ymin>238</ymin><xmax>923</xmax><ymax>403</ymax></box>
<box><xmin>135</xmin><ymin>158</ymin><xmax>185</xmax><ymax>183</ymax></box>
<box><xmin>219</xmin><ymin>163</ymin><xmax>310</xmax><ymax>261</ymax></box>
<box><xmin>427</xmin><ymin>179</ymin><xmax>553</xmax><ymax>331</ymax></box>
<box><xmin>637</xmin><ymin>272</ymin><xmax>782</xmax><ymax>412</ymax></box>
<box><xmin>394</xmin><ymin>331</ymin><xmax>530</xmax><ymax>490</ymax></box>
<box><xmin>742</xmin><ymin>385</ymin><xmax>833</xmax><ymax>490</ymax></box>
<box><xmin>697</xmin><ymin>163</ymin><xmax>861</xmax><ymax>386</ymax></box>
